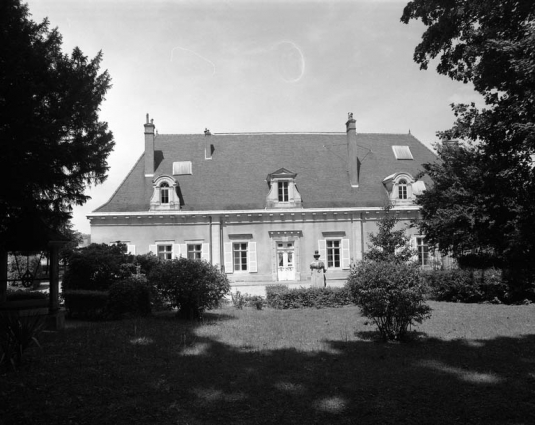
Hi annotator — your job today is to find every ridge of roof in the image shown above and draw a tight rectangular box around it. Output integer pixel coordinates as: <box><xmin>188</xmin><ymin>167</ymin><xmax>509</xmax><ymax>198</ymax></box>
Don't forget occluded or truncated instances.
<box><xmin>156</xmin><ymin>132</ymin><xmax>418</xmax><ymax>137</ymax></box>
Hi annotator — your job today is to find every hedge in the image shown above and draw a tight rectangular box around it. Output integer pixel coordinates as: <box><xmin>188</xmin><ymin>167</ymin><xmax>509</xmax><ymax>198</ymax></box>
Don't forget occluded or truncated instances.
<box><xmin>421</xmin><ymin>268</ymin><xmax>507</xmax><ymax>303</ymax></box>
<box><xmin>63</xmin><ymin>290</ymin><xmax>109</xmax><ymax>319</ymax></box>
<box><xmin>266</xmin><ymin>285</ymin><xmax>353</xmax><ymax>309</ymax></box>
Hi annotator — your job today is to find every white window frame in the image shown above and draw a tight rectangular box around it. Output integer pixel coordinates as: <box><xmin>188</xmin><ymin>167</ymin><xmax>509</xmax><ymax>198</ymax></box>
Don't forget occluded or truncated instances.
<box><xmin>319</xmin><ymin>238</ymin><xmax>350</xmax><ymax>269</ymax></box>
<box><xmin>160</xmin><ymin>182</ymin><xmax>169</xmax><ymax>204</ymax></box>
<box><xmin>157</xmin><ymin>244</ymin><xmax>173</xmax><ymax>261</ymax></box>
<box><xmin>278</xmin><ymin>181</ymin><xmax>289</xmax><ymax>202</ymax></box>
<box><xmin>398</xmin><ymin>179</ymin><xmax>408</xmax><ymax>200</ymax></box>
<box><xmin>224</xmin><ymin>240</ymin><xmax>257</xmax><ymax>274</ymax></box>
<box><xmin>233</xmin><ymin>242</ymin><xmax>248</xmax><ymax>272</ymax></box>
<box><xmin>416</xmin><ymin>236</ymin><xmax>429</xmax><ymax>267</ymax></box>
<box><xmin>187</xmin><ymin>243</ymin><xmax>202</xmax><ymax>260</ymax></box>
<box><xmin>326</xmin><ymin>239</ymin><xmax>342</xmax><ymax>268</ymax></box>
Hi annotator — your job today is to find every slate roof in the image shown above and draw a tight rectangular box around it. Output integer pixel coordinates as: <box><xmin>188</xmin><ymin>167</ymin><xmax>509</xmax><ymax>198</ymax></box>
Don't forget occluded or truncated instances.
<box><xmin>95</xmin><ymin>132</ymin><xmax>436</xmax><ymax>213</ymax></box>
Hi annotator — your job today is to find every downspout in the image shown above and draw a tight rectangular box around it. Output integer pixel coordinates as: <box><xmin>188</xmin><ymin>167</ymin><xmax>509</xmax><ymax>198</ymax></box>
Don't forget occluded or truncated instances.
<box><xmin>209</xmin><ymin>216</ymin><xmax>213</xmax><ymax>264</ymax></box>
<box><xmin>220</xmin><ymin>217</ymin><xmax>224</xmax><ymax>272</ymax></box>
<box><xmin>361</xmin><ymin>213</ymin><xmax>365</xmax><ymax>258</ymax></box>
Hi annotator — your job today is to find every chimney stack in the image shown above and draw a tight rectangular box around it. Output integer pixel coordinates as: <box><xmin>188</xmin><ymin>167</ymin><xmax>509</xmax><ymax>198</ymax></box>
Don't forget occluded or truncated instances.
<box><xmin>204</xmin><ymin>128</ymin><xmax>212</xmax><ymax>160</ymax></box>
<box><xmin>346</xmin><ymin>112</ymin><xmax>359</xmax><ymax>187</ymax></box>
<box><xmin>144</xmin><ymin>113</ymin><xmax>155</xmax><ymax>177</ymax></box>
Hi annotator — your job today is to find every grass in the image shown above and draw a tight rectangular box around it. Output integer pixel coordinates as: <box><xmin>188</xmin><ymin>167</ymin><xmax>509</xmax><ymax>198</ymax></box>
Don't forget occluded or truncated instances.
<box><xmin>1</xmin><ymin>301</ymin><xmax>535</xmax><ymax>424</ymax></box>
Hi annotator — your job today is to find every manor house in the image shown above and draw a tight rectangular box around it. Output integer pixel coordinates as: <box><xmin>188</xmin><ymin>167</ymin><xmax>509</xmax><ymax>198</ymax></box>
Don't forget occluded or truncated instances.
<box><xmin>88</xmin><ymin>113</ymin><xmax>436</xmax><ymax>284</ymax></box>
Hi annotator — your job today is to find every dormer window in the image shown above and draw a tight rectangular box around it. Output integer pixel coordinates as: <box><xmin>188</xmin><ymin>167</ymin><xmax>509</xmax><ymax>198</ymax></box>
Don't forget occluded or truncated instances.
<box><xmin>382</xmin><ymin>172</ymin><xmax>425</xmax><ymax>205</ymax></box>
<box><xmin>150</xmin><ymin>175</ymin><xmax>181</xmax><ymax>211</ymax></box>
<box><xmin>278</xmin><ymin>181</ymin><xmax>289</xmax><ymax>202</ymax></box>
<box><xmin>160</xmin><ymin>182</ymin><xmax>169</xmax><ymax>204</ymax></box>
<box><xmin>398</xmin><ymin>179</ymin><xmax>408</xmax><ymax>200</ymax></box>
<box><xmin>266</xmin><ymin>168</ymin><xmax>302</xmax><ymax>209</ymax></box>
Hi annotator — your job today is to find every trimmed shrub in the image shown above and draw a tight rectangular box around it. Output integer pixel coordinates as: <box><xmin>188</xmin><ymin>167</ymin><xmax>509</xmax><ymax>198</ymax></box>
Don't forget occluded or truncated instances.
<box><xmin>346</xmin><ymin>261</ymin><xmax>431</xmax><ymax>341</ymax></box>
<box><xmin>62</xmin><ymin>243</ymin><xmax>131</xmax><ymax>291</ymax></box>
<box><xmin>107</xmin><ymin>275</ymin><xmax>152</xmax><ymax>318</ymax></box>
<box><xmin>6</xmin><ymin>290</ymin><xmax>47</xmax><ymax>301</ymax></box>
<box><xmin>422</xmin><ymin>268</ymin><xmax>507</xmax><ymax>303</ymax></box>
<box><xmin>266</xmin><ymin>286</ymin><xmax>353</xmax><ymax>309</ymax></box>
<box><xmin>63</xmin><ymin>290</ymin><xmax>109</xmax><ymax>319</ymax></box>
<box><xmin>148</xmin><ymin>258</ymin><xmax>230</xmax><ymax>320</ymax></box>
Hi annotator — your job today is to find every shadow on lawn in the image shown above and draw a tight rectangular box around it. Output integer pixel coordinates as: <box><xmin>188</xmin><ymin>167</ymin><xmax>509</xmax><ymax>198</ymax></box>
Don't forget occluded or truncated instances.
<box><xmin>2</xmin><ymin>317</ymin><xmax>535</xmax><ymax>425</ymax></box>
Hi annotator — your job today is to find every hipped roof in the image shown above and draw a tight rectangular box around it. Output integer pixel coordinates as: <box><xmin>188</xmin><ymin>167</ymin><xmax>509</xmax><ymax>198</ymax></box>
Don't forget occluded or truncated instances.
<box><xmin>95</xmin><ymin>132</ymin><xmax>436</xmax><ymax>213</ymax></box>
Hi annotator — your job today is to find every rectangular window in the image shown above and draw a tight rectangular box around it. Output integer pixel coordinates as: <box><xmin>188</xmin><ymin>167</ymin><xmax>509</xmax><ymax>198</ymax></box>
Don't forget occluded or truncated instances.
<box><xmin>157</xmin><ymin>244</ymin><xmax>173</xmax><ymax>261</ymax></box>
<box><xmin>327</xmin><ymin>240</ymin><xmax>341</xmax><ymax>268</ymax></box>
<box><xmin>278</xmin><ymin>181</ymin><xmax>289</xmax><ymax>202</ymax></box>
<box><xmin>233</xmin><ymin>243</ymin><xmax>248</xmax><ymax>271</ymax></box>
<box><xmin>417</xmin><ymin>237</ymin><xmax>429</xmax><ymax>266</ymax></box>
<box><xmin>187</xmin><ymin>244</ymin><xmax>202</xmax><ymax>260</ymax></box>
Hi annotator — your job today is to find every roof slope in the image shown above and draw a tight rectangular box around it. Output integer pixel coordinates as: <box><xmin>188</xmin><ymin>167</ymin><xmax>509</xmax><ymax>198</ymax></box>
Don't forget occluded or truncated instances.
<box><xmin>95</xmin><ymin>132</ymin><xmax>436</xmax><ymax>212</ymax></box>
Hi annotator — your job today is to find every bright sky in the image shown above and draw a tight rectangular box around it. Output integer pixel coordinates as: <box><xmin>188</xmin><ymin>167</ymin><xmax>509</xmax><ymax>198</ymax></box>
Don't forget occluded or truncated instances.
<box><xmin>26</xmin><ymin>0</ymin><xmax>481</xmax><ymax>234</ymax></box>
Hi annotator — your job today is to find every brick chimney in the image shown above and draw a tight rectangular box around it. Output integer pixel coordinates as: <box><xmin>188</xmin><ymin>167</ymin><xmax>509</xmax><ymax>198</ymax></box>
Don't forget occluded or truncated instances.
<box><xmin>346</xmin><ymin>112</ymin><xmax>358</xmax><ymax>187</ymax></box>
<box><xmin>144</xmin><ymin>113</ymin><xmax>155</xmax><ymax>177</ymax></box>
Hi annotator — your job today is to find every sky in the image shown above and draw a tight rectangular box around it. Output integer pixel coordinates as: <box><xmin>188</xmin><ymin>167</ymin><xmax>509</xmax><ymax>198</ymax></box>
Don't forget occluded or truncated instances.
<box><xmin>26</xmin><ymin>0</ymin><xmax>482</xmax><ymax>234</ymax></box>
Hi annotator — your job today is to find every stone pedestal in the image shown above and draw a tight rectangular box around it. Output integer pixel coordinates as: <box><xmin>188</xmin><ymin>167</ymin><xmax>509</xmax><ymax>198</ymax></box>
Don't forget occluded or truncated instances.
<box><xmin>45</xmin><ymin>308</ymin><xmax>66</xmax><ymax>331</ymax></box>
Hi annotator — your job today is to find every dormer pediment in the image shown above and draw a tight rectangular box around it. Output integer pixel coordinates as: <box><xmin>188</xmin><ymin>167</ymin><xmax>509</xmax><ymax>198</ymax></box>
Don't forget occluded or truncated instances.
<box><xmin>267</xmin><ymin>168</ymin><xmax>297</xmax><ymax>181</ymax></box>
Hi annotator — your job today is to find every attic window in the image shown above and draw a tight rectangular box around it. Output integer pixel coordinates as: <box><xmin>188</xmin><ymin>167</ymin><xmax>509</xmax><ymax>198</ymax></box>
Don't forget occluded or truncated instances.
<box><xmin>173</xmin><ymin>161</ymin><xmax>192</xmax><ymax>175</ymax></box>
<box><xmin>392</xmin><ymin>146</ymin><xmax>413</xmax><ymax>160</ymax></box>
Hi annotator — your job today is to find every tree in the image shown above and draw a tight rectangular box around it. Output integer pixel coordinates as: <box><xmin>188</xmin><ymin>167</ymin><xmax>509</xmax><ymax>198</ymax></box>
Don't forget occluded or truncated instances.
<box><xmin>0</xmin><ymin>0</ymin><xmax>114</xmax><ymax>233</ymax></box>
<box><xmin>58</xmin><ymin>221</ymin><xmax>84</xmax><ymax>266</ymax></box>
<box><xmin>364</xmin><ymin>206</ymin><xmax>414</xmax><ymax>263</ymax></box>
<box><xmin>346</xmin><ymin>260</ymin><xmax>431</xmax><ymax>341</ymax></box>
<box><xmin>401</xmin><ymin>1</ymin><xmax>535</xmax><ymax>291</ymax></box>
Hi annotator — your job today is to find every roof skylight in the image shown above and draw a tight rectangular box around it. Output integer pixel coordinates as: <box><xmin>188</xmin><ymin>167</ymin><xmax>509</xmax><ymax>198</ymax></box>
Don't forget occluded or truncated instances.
<box><xmin>173</xmin><ymin>161</ymin><xmax>192</xmax><ymax>175</ymax></box>
<box><xmin>392</xmin><ymin>146</ymin><xmax>413</xmax><ymax>160</ymax></box>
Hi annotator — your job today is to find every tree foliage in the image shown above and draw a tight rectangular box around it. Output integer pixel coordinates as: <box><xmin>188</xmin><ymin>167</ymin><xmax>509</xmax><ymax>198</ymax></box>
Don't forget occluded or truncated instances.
<box><xmin>402</xmin><ymin>1</ymin><xmax>535</xmax><ymax>280</ymax></box>
<box><xmin>0</xmin><ymin>0</ymin><xmax>114</xmax><ymax>232</ymax></box>
<box><xmin>148</xmin><ymin>258</ymin><xmax>230</xmax><ymax>320</ymax></box>
<box><xmin>364</xmin><ymin>206</ymin><xmax>415</xmax><ymax>263</ymax></box>
<box><xmin>62</xmin><ymin>243</ymin><xmax>131</xmax><ymax>291</ymax></box>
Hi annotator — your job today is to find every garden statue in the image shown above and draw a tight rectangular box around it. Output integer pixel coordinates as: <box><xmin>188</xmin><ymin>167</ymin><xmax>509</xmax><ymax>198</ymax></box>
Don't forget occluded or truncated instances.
<box><xmin>310</xmin><ymin>250</ymin><xmax>326</xmax><ymax>288</ymax></box>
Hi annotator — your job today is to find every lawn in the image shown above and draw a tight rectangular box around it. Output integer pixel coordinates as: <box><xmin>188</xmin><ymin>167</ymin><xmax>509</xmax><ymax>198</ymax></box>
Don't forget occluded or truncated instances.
<box><xmin>2</xmin><ymin>301</ymin><xmax>535</xmax><ymax>424</ymax></box>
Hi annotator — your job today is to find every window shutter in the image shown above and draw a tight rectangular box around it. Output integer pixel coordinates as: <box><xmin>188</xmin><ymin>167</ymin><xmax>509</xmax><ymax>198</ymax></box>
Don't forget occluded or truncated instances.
<box><xmin>201</xmin><ymin>243</ymin><xmax>209</xmax><ymax>262</ymax></box>
<box><xmin>248</xmin><ymin>242</ymin><xmax>257</xmax><ymax>273</ymax></box>
<box><xmin>341</xmin><ymin>239</ymin><xmax>350</xmax><ymax>269</ymax></box>
<box><xmin>318</xmin><ymin>240</ymin><xmax>327</xmax><ymax>262</ymax></box>
<box><xmin>410</xmin><ymin>236</ymin><xmax>418</xmax><ymax>262</ymax></box>
<box><xmin>224</xmin><ymin>242</ymin><xmax>233</xmax><ymax>273</ymax></box>
<box><xmin>173</xmin><ymin>244</ymin><xmax>181</xmax><ymax>258</ymax></box>
<box><xmin>179</xmin><ymin>244</ymin><xmax>187</xmax><ymax>258</ymax></box>
<box><xmin>127</xmin><ymin>244</ymin><xmax>136</xmax><ymax>255</ymax></box>
<box><xmin>149</xmin><ymin>244</ymin><xmax>157</xmax><ymax>255</ymax></box>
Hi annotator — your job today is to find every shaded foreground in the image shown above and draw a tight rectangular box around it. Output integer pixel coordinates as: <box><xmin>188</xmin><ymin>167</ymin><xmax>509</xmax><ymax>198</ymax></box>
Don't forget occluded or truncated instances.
<box><xmin>2</xmin><ymin>302</ymin><xmax>535</xmax><ymax>424</ymax></box>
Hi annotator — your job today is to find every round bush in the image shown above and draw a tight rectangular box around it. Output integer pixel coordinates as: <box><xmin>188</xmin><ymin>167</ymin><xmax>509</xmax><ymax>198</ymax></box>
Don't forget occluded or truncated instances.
<box><xmin>148</xmin><ymin>258</ymin><xmax>230</xmax><ymax>320</ymax></box>
<box><xmin>346</xmin><ymin>261</ymin><xmax>431</xmax><ymax>341</ymax></box>
<box><xmin>107</xmin><ymin>275</ymin><xmax>152</xmax><ymax>318</ymax></box>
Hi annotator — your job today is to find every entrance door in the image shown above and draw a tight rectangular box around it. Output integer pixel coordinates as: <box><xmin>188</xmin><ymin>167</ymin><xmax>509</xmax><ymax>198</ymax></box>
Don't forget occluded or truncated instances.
<box><xmin>277</xmin><ymin>242</ymin><xmax>295</xmax><ymax>281</ymax></box>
